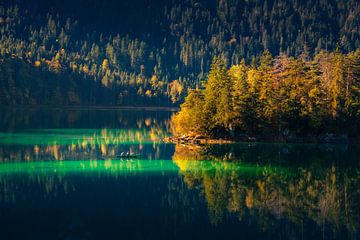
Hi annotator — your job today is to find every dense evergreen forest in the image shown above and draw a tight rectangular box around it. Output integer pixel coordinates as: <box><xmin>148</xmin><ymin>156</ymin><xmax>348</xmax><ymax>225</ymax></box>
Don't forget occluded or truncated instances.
<box><xmin>0</xmin><ymin>0</ymin><xmax>359</xmax><ymax>105</ymax></box>
<box><xmin>172</xmin><ymin>50</ymin><xmax>360</xmax><ymax>141</ymax></box>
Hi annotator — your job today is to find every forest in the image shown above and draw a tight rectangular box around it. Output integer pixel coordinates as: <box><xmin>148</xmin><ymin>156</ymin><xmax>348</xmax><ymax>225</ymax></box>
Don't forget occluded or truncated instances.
<box><xmin>0</xmin><ymin>0</ymin><xmax>359</xmax><ymax>105</ymax></box>
<box><xmin>172</xmin><ymin>50</ymin><xmax>360</xmax><ymax>141</ymax></box>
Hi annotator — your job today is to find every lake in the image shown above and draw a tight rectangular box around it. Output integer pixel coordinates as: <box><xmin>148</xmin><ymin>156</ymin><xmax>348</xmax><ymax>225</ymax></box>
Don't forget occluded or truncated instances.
<box><xmin>0</xmin><ymin>107</ymin><xmax>359</xmax><ymax>240</ymax></box>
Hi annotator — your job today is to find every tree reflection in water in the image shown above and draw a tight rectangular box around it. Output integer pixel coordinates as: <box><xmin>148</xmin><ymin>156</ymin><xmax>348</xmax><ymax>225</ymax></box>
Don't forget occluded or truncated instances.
<box><xmin>172</xmin><ymin>144</ymin><xmax>360</xmax><ymax>236</ymax></box>
<box><xmin>0</xmin><ymin>115</ymin><xmax>358</xmax><ymax>239</ymax></box>
<box><xmin>0</xmin><ymin>127</ymin><xmax>169</xmax><ymax>162</ymax></box>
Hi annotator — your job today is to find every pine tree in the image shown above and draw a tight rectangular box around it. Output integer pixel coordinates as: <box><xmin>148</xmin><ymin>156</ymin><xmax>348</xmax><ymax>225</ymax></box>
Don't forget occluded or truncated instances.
<box><xmin>228</xmin><ymin>59</ymin><xmax>248</xmax><ymax>126</ymax></box>
<box><xmin>203</xmin><ymin>56</ymin><xmax>233</xmax><ymax>135</ymax></box>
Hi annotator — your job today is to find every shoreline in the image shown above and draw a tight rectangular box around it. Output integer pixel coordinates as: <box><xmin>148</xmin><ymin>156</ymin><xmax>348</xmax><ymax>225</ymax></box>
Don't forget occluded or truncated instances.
<box><xmin>164</xmin><ymin>134</ymin><xmax>360</xmax><ymax>145</ymax></box>
<box><xmin>164</xmin><ymin>136</ymin><xmax>234</xmax><ymax>145</ymax></box>
<box><xmin>0</xmin><ymin>105</ymin><xmax>180</xmax><ymax>111</ymax></box>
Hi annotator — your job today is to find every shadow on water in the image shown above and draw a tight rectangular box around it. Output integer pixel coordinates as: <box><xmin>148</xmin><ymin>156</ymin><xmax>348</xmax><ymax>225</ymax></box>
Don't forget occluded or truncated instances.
<box><xmin>0</xmin><ymin>106</ymin><xmax>175</xmax><ymax>132</ymax></box>
<box><xmin>0</xmin><ymin>108</ymin><xmax>359</xmax><ymax>239</ymax></box>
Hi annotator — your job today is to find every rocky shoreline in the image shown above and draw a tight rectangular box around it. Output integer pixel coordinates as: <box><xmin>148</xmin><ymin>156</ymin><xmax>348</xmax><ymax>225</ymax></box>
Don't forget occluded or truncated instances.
<box><xmin>163</xmin><ymin>133</ymin><xmax>359</xmax><ymax>145</ymax></box>
<box><xmin>163</xmin><ymin>135</ymin><xmax>234</xmax><ymax>145</ymax></box>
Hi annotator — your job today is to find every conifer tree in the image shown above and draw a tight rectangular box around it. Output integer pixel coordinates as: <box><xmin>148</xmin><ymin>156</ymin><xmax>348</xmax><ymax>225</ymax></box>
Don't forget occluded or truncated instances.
<box><xmin>203</xmin><ymin>56</ymin><xmax>232</xmax><ymax>135</ymax></box>
<box><xmin>228</xmin><ymin>59</ymin><xmax>248</xmax><ymax>126</ymax></box>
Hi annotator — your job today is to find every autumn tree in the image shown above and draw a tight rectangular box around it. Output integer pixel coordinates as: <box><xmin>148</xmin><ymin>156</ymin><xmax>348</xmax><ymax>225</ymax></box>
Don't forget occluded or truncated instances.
<box><xmin>171</xmin><ymin>89</ymin><xmax>204</xmax><ymax>136</ymax></box>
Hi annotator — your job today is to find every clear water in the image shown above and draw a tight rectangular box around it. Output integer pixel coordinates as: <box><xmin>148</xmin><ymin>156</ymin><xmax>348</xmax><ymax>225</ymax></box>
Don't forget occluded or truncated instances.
<box><xmin>0</xmin><ymin>107</ymin><xmax>359</xmax><ymax>240</ymax></box>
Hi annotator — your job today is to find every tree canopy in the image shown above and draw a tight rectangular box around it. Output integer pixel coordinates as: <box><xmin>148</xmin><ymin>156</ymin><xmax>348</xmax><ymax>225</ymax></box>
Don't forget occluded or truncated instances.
<box><xmin>172</xmin><ymin>50</ymin><xmax>360</xmax><ymax>141</ymax></box>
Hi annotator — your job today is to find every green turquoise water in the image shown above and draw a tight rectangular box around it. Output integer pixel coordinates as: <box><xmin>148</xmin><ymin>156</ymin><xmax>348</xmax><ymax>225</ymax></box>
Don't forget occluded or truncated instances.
<box><xmin>0</xmin><ymin>108</ymin><xmax>359</xmax><ymax>240</ymax></box>
<box><xmin>0</xmin><ymin>159</ymin><xmax>286</xmax><ymax>177</ymax></box>
<box><xmin>0</xmin><ymin>128</ymin><xmax>168</xmax><ymax>145</ymax></box>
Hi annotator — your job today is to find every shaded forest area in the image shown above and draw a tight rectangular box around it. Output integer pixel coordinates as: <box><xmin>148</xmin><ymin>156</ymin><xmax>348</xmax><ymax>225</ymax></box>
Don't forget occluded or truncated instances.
<box><xmin>0</xmin><ymin>0</ymin><xmax>359</xmax><ymax>105</ymax></box>
<box><xmin>0</xmin><ymin>59</ymin><xmax>169</xmax><ymax>105</ymax></box>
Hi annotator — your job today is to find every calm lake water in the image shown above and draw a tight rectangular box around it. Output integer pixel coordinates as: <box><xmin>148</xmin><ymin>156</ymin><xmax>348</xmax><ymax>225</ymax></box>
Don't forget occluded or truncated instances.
<box><xmin>0</xmin><ymin>107</ymin><xmax>359</xmax><ymax>240</ymax></box>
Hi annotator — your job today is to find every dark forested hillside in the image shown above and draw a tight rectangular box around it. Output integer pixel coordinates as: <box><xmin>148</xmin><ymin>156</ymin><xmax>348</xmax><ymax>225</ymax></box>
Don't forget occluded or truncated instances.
<box><xmin>0</xmin><ymin>0</ymin><xmax>359</xmax><ymax>105</ymax></box>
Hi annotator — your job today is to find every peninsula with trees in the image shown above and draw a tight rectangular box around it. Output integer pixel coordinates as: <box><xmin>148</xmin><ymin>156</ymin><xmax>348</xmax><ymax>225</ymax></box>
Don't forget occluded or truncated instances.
<box><xmin>171</xmin><ymin>50</ymin><xmax>360</xmax><ymax>143</ymax></box>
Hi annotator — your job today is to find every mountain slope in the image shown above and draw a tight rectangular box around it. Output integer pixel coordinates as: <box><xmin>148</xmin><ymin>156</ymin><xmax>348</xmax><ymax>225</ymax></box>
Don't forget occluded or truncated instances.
<box><xmin>0</xmin><ymin>0</ymin><xmax>359</xmax><ymax>105</ymax></box>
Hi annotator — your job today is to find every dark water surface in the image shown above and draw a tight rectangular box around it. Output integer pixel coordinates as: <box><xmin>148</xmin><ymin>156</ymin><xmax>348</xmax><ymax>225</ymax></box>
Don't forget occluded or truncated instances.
<box><xmin>0</xmin><ymin>108</ymin><xmax>359</xmax><ymax>240</ymax></box>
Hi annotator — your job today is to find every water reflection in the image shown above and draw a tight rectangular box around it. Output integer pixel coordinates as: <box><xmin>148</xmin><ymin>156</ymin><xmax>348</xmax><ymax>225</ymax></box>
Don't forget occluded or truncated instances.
<box><xmin>0</xmin><ymin>107</ymin><xmax>174</xmax><ymax>132</ymax></box>
<box><xmin>0</xmin><ymin>143</ymin><xmax>358</xmax><ymax>238</ymax></box>
<box><xmin>0</xmin><ymin>108</ymin><xmax>174</xmax><ymax>161</ymax></box>
<box><xmin>172</xmin><ymin>144</ymin><xmax>360</xmax><ymax>238</ymax></box>
<box><xmin>0</xmin><ymin>160</ymin><xmax>179</xmax><ymax>204</ymax></box>
<box><xmin>0</xmin><ymin>128</ymin><xmax>170</xmax><ymax>162</ymax></box>
<box><xmin>0</xmin><ymin>108</ymin><xmax>359</xmax><ymax>239</ymax></box>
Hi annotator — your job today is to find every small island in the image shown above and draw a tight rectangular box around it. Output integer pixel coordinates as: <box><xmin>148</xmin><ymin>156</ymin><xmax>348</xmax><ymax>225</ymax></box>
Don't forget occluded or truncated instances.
<box><xmin>170</xmin><ymin>51</ymin><xmax>360</xmax><ymax>144</ymax></box>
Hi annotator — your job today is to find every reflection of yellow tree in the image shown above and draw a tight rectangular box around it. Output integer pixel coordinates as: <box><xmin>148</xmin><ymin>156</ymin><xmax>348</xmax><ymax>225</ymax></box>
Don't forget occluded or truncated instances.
<box><xmin>0</xmin><ymin>174</ymin><xmax>75</xmax><ymax>204</ymax></box>
<box><xmin>0</xmin><ymin>159</ymin><xmax>178</xmax><ymax>204</ymax></box>
<box><xmin>172</xmin><ymin>144</ymin><xmax>360</xmax><ymax>235</ymax></box>
<box><xmin>0</xmin><ymin>127</ymin><xmax>169</xmax><ymax>162</ymax></box>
